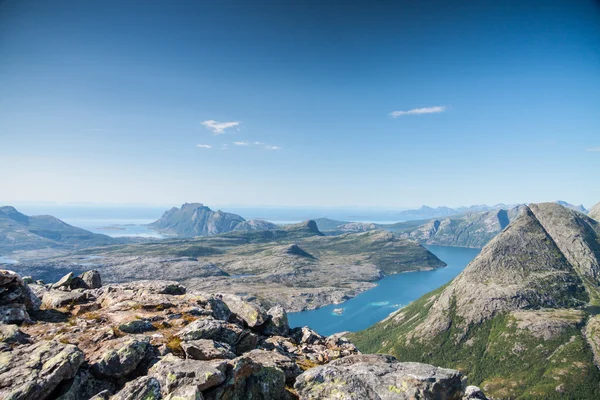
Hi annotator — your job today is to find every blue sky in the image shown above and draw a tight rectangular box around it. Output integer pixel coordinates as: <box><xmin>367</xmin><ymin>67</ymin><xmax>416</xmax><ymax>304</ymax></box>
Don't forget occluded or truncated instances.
<box><xmin>1</xmin><ymin>0</ymin><xmax>599</xmax><ymax>208</ymax></box>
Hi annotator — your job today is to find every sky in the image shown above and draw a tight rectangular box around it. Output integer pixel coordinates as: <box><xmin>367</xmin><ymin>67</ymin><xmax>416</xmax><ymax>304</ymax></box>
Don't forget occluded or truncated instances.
<box><xmin>1</xmin><ymin>0</ymin><xmax>599</xmax><ymax>208</ymax></box>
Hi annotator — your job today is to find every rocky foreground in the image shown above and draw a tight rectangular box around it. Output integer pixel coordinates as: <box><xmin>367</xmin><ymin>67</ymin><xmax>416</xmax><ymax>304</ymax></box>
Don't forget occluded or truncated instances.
<box><xmin>1</xmin><ymin>269</ymin><xmax>486</xmax><ymax>400</ymax></box>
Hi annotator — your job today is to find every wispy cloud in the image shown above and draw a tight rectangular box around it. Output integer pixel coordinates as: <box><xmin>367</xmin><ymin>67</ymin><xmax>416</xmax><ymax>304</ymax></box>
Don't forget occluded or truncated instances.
<box><xmin>585</xmin><ymin>147</ymin><xmax>600</xmax><ymax>152</ymax></box>
<box><xmin>202</xmin><ymin>120</ymin><xmax>240</xmax><ymax>134</ymax></box>
<box><xmin>390</xmin><ymin>106</ymin><xmax>447</xmax><ymax>118</ymax></box>
<box><xmin>196</xmin><ymin>144</ymin><xmax>212</xmax><ymax>149</ymax></box>
<box><xmin>221</xmin><ymin>144</ymin><xmax>229</xmax><ymax>150</ymax></box>
<box><xmin>232</xmin><ymin>141</ymin><xmax>281</xmax><ymax>150</ymax></box>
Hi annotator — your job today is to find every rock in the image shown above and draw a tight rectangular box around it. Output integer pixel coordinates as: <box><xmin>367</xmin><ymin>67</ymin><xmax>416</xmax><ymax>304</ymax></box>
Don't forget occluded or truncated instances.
<box><xmin>291</xmin><ymin>326</ymin><xmax>323</xmax><ymax>345</ymax></box>
<box><xmin>0</xmin><ymin>340</ymin><xmax>84</xmax><ymax>400</ymax></box>
<box><xmin>194</xmin><ymin>294</ymin><xmax>231</xmax><ymax>321</ymax></box>
<box><xmin>114</xmin><ymin>280</ymin><xmax>186</xmax><ymax>295</ymax></box>
<box><xmin>119</xmin><ymin>320</ymin><xmax>156</xmax><ymax>334</ymax></box>
<box><xmin>0</xmin><ymin>324</ymin><xmax>27</xmax><ymax>343</ymax></box>
<box><xmin>91</xmin><ymin>338</ymin><xmax>150</xmax><ymax>378</ymax></box>
<box><xmin>41</xmin><ymin>290</ymin><xmax>88</xmax><ymax>309</ymax></box>
<box><xmin>80</xmin><ymin>270</ymin><xmax>102</xmax><ymax>289</ymax></box>
<box><xmin>204</xmin><ymin>356</ymin><xmax>286</xmax><ymax>400</ymax></box>
<box><xmin>220</xmin><ymin>294</ymin><xmax>267</xmax><ymax>328</ymax></box>
<box><xmin>111</xmin><ymin>376</ymin><xmax>161</xmax><ymax>400</ymax></box>
<box><xmin>258</xmin><ymin>305</ymin><xmax>289</xmax><ymax>336</ymax></box>
<box><xmin>52</xmin><ymin>272</ymin><xmax>74</xmax><ymax>289</ymax></box>
<box><xmin>22</xmin><ymin>276</ymin><xmax>33</xmax><ymax>284</ymax></box>
<box><xmin>164</xmin><ymin>385</ymin><xmax>203</xmax><ymax>400</ymax></box>
<box><xmin>244</xmin><ymin>349</ymin><xmax>302</xmax><ymax>383</ymax></box>
<box><xmin>294</xmin><ymin>354</ymin><xmax>465</xmax><ymax>400</ymax></box>
<box><xmin>177</xmin><ymin>318</ymin><xmax>243</xmax><ymax>346</ymax></box>
<box><xmin>463</xmin><ymin>386</ymin><xmax>488</xmax><ymax>399</ymax></box>
<box><xmin>235</xmin><ymin>331</ymin><xmax>260</xmax><ymax>354</ymax></box>
<box><xmin>148</xmin><ymin>353</ymin><xmax>227</xmax><ymax>394</ymax></box>
<box><xmin>0</xmin><ymin>304</ymin><xmax>30</xmax><ymax>324</ymax></box>
<box><xmin>181</xmin><ymin>339</ymin><xmax>236</xmax><ymax>360</ymax></box>
<box><xmin>55</xmin><ymin>370</ymin><xmax>114</xmax><ymax>400</ymax></box>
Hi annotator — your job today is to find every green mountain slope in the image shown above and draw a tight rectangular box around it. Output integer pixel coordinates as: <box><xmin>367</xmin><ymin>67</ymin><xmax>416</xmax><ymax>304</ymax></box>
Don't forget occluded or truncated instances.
<box><xmin>350</xmin><ymin>202</ymin><xmax>600</xmax><ymax>399</ymax></box>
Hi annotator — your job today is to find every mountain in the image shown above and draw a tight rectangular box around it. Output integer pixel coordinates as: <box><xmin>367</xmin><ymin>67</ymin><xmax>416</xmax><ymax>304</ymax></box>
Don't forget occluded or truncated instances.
<box><xmin>397</xmin><ymin>206</ymin><xmax>526</xmax><ymax>248</ymax></box>
<box><xmin>589</xmin><ymin>202</ymin><xmax>600</xmax><ymax>221</ymax></box>
<box><xmin>556</xmin><ymin>200</ymin><xmax>587</xmax><ymax>213</ymax></box>
<box><xmin>149</xmin><ymin>203</ymin><xmax>246</xmax><ymax>237</ymax></box>
<box><xmin>351</xmin><ymin>202</ymin><xmax>600</xmax><ymax>399</ymax></box>
<box><xmin>0</xmin><ymin>206</ymin><xmax>117</xmax><ymax>254</ymax></box>
<box><xmin>232</xmin><ymin>219</ymin><xmax>278</xmax><ymax>232</ymax></box>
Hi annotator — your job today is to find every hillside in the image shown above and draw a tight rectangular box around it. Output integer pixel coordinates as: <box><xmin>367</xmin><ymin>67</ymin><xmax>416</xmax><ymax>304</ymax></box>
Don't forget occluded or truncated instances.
<box><xmin>589</xmin><ymin>202</ymin><xmax>600</xmax><ymax>221</ymax></box>
<box><xmin>351</xmin><ymin>202</ymin><xmax>600</xmax><ymax>399</ymax></box>
<box><xmin>0</xmin><ymin>206</ymin><xmax>117</xmax><ymax>254</ymax></box>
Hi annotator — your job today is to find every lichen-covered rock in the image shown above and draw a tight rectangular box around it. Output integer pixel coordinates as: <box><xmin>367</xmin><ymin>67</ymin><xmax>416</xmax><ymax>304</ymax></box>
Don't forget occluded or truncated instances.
<box><xmin>177</xmin><ymin>318</ymin><xmax>243</xmax><ymax>346</ymax></box>
<box><xmin>194</xmin><ymin>294</ymin><xmax>231</xmax><ymax>321</ymax></box>
<box><xmin>244</xmin><ymin>349</ymin><xmax>302</xmax><ymax>383</ymax></box>
<box><xmin>54</xmin><ymin>370</ymin><xmax>114</xmax><ymax>400</ymax></box>
<box><xmin>80</xmin><ymin>270</ymin><xmax>102</xmax><ymax>289</ymax></box>
<box><xmin>204</xmin><ymin>356</ymin><xmax>286</xmax><ymax>400</ymax></box>
<box><xmin>0</xmin><ymin>324</ymin><xmax>27</xmax><ymax>344</ymax></box>
<box><xmin>119</xmin><ymin>320</ymin><xmax>156</xmax><ymax>334</ymax></box>
<box><xmin>294</xmin><ymin>354</ymin><xmax>465</xmax><ymax>400</ymax></box>
<box><xmin>181</xmin><ymin>339</ymin><xmax>235</xmax><ymax>360</ymax></box>
<box><xmin>164</xmin><ymin>385</ymin><xmax>203</xmax><ymax>400</ymax></box>
<box><xmin>111</xmin><ymin>376</ymin><xmax>161</xmax><ymax>400</ymax></box>
<box><xmin>220</xmin><ymin>294</ymin><xmax>267</xmax><ymax>327</ymax></box>
<box><xmin>0</xmin><ymin>340</ymin><xmax>84</xmax><ymax>400</ymax></box>
<box><xmin>148</xmin><ymin>354</ymin><xmax>227</xmax><ymax>394</ymax></box>
<box><xmin>0</xmin><ymin>269</ymin><xmax>40</xmax><ymax>323</ymax></box>
<box><xmin>91</xmin><ymin>338</ymin><xmax>150</xmax><ymax>378</ymax></box>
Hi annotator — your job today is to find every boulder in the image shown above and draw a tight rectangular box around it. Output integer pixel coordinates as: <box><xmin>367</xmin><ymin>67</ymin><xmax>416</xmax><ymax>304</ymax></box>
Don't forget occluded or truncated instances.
<box><xmin>148</xmin><ymin>353</ymin><xmax>227</xmax><ymax>394</ymax></box>
<box><xmin>0</xmin><ymin>340</ymin><xmax>84</xmax><ymax>400</ymax></box>
<box><xmin>219</xmin><ymin>294</ymin><xmax>267</xmax><ymax>328</ymax></box>
<box><xmin>463</xmin><ymin>386</ymin><xmax>489</xmax><ymax>399</ymax></box>
<box><xmin>54</xmin><ymin>370</ymin><xmax>114</xmax><ymax>400</ymax></box>
<box><xmin>294</xmin><ymin>354</ymin><xmax>465</xmax><ymax>400</ymax></box>
<box><xmin>177</xmin><ymin>318</ymin><xmax>243</xmax><ymax>346</ymax></box>
<box><xmin>80</xmin><ymin>270</ymin><xmax>102</xmax><ymax>289</ymax></box>
<box><xmin>204</xmin><ymin>356</ymin><xmax>286</xmax><ymax>400</ymax></box>
<box><xmin>258</xmin><ymin>305</ymin><xmax>289</xmax><ymax>336</ymax></box>
<box><xmin>244</xmin><ymin>349</ymin><xmax>302</xmax><ymax>383</ymax></box>
<box><xmin>0</xmin><ymin>269</ymin><xmax>40</xmax><ymax>323</ymax></box>
<box><xmin>195</xmin><ymin>294</ymin><xmax>231</xmax><ymax>321</ymax></box>
<box><xmin>0</xmin><ymin>304</ymin><xmax>30</xmax><ymax>324</ymax></box>
<box><xmin>0</xmin><ymin>324</ymin><xmax>27</xmax><ymax>344</ymax></box>
<box><xmin>118</xmin><ymin>320</ymin><xmax>156</xmax><ymax>334</ymax></box>
<box><xmin>52</xmin><ymin>272</ymin><xmax>74</xmax><ymax>289</ymax></box>
<box><xmin>181</xmin><ymin>339</ymin><xmax>236</xmax><ymax>360</ymax></box>
<box><xmin>111</xmin><ymin>376</ymin><xmax>161</xmax><ymax>400</ymax></box>
<box><xmin>91</xmin><ymin>338</ymin><xmax>150</xmax><ymax>378</ymax></box>
<box><xmin>41</xmin><ymin>290</ymin><xmax>88</xmax><ymax>309</ymax></box>
<box><xmin>164</xmin><ymin>385</ymin><xmax>203</xmax><ymax>400</ymax></box>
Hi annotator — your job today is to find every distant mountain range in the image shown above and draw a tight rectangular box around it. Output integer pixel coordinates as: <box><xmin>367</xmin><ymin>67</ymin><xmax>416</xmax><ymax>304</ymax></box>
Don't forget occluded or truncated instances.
<box><xmin>0</xmin><ymin>206</ymin><xmax>117</xmax><ymax>254</ymax></box>
<box><xmin>351</xmin><ymin>202</ymin><xmax>600</xmax><ymax>398</ymax></box>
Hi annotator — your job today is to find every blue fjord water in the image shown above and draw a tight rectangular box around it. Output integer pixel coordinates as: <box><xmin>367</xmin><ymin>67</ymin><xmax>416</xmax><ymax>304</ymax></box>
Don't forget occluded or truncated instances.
<box><xmin>287</xmin><ymin>245</ymin><xmax>480</xmax><ymax>336</ymax></box>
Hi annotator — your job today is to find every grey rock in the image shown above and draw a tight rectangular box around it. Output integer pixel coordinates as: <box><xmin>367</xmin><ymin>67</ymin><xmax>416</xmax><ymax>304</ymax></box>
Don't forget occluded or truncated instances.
<box><xmin>80</xmin><ymin>269</ymin><xmax>102</xmax><ymax>289</ymax></box>
<box><xmin>259</xmin><ymin>305</ymin><xmax>289</xmax><ymax>336</ymax></box>
<box><xmin>0</xmin><ymin>324</ymin><xmax>27</xmax><ymax>344</ymax></box>
<box><xmin>52</xmin><ymin>272</ymin><xmax>74</xmax><ymax>289</ymax></box>
<box><xmin>91</xmin><ymin>338</ymin><xmax>150</xmax><ymax>378</ymax></box>
<box><xmin>55</xmin><ymin>370</ymin><xmax>114</xmax><ymax>400</ymax></box>
<box><xmin>463</xmin><ymin>386</ymin><xmax>488</xmax><ymax>399</ymax></box>
<box><xmin>89</xmin><ymin>390</ymin><xmax>111</xmax><ymax>400</ymax></box>
<box><xmin>164</xmin><ymin>385</ymin><xmax>203</xmax><ymax>400</ymax></box>
<box><xmin>181</xmin><ymin>339</ymin><xmax>236</xmax><ymax>360</ymax></box>
<box><xmin>589</xmin><ymin>201</ymin><xmax>600</xmax><ymax>222</ymax></box>
<box><xmin>204</xmin><ymin>356</ymin><xmax>286</xmax><ymax>400</ymax></box>
<box><xmin>294</xmin><ymin>354</ymin><xmax>465</xmax><ymax>400</ymax></box>
<box><xmin>244</xmin><ymin>349</ymin><xmax>302</xmax><ymax>383</ymax></box>
<box><xmin>118</xmin><ymin>320</ymin><xmax>156</xmax><ymax>334</ymax></box>
<box><xmin>111</xmin><ymin>376</ymin><xmax>161</xmax><ymax>400</ymax></box>
<box><xmin>220</xmin><ymin>294</ymin><xmax>267</xmax><ymax>327</ymax></box>
<box><xmin>148</xmin><ymin>353</ymin><xmax>227</xmax><ymax>394</ymax></box>
<box><xmin>0</xmin><ymin>304</ymin><xmax>30</xmax><ymax>324</ymax></box>
<box><xmin>41</xmin><ymin>290</ymin><xmax>88</xmax><ymax>309</ymax></box>
<box><xmin>177</xmin><ymin>318</ymin><xmax>243</xmax><ymax>346</ymax></box>
<box><xmin>0</xmin><ymin>340</ymin><xmax>84</xmax><ymax>400</ymax></box>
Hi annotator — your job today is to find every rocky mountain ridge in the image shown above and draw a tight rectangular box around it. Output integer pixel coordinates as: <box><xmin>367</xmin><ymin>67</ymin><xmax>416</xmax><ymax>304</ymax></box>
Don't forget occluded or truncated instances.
<box><xmin>0</xmin><ymin>269</ymin><xmax>487</xmax><ymax>400</ymax></box>
<box><xmin>351</xmin><ymin>202</ymin><xmax>600</xmax><ymax>398</ymax></box>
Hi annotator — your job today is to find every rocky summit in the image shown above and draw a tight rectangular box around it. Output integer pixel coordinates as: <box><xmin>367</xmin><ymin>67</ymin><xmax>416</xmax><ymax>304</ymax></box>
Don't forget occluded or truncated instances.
<box><xmin>590</xmin><ymin>201</ymin><xmax>600</xmax><ymax>222</ymax></box>
<box><xmin>0</xmin><ymin>268</ymin><xmax>487</xmax><ymax>400</ymax></box>
<box><xmin>351</xmin><ymin>202</ymin><xmax>600</xmax><ymax>399</ymax></box>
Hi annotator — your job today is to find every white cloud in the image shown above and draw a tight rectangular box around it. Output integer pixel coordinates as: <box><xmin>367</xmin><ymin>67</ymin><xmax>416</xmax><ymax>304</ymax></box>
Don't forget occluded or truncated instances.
<box><xmin>233</xmin><ymin>141</ymin><xmax>250</xmax><ymax>146</ymax></box>
<box><xmin>585</xmin><ymin>147</ymin><xmax>600</xmax><ymax>152</ymax></box>
<box><xmin>265</xmin><ymin>145</ymin><xmax>281</xmax><ymax>150</ymax></box>
<box><xmin>196</xmin><ymin>144</ymin><xmax>212</xmax><ymax>149</ymax></box>
<box><xmin>221</xmin><ymin>144</ymin><xmax>229</xmax><ymax>150</ymax></box>
<box><xmin>390</xmin><ymin>106</ymin><xmax>447</xmax><ymax>118</ymax></box>
<box><xmin>202</xmin><ymin>120</ymin><xmax>240</xmax><ymax>134</ymax></box>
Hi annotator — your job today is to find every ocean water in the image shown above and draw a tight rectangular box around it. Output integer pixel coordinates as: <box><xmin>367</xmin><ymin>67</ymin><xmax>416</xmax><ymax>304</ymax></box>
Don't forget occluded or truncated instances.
<box><xmin>287</xmin><ymin>245</ymin><xmax>480</xmax><ymax>336</ymax></box>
